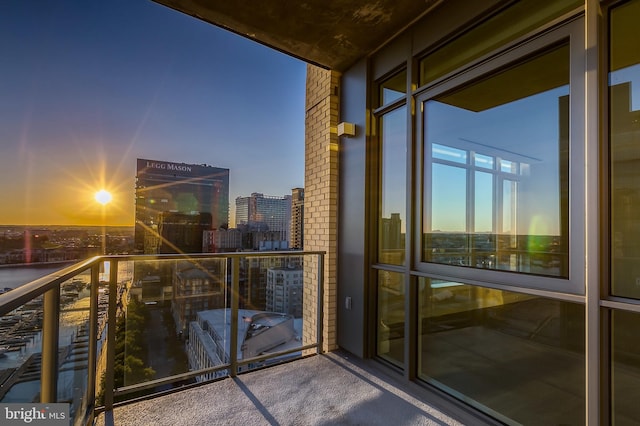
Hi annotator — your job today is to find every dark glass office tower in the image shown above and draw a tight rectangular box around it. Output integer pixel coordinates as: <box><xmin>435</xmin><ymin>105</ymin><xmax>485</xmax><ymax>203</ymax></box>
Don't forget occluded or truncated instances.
<box><xmin>134</xmin><ymin>158</ymin><xmax>229</xmax><ymax>254</ymax></box>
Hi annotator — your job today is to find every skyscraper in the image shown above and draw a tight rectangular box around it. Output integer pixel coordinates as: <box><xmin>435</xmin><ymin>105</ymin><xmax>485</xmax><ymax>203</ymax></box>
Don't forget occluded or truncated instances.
<box><xmin>234</xmin><ymin>193</ymin><xmax>292</xmax><ymax>243</ymax></box>
<box><xmin>134</xmin><ymin>158</ymin><xmax>229</xmax><ymax>254</ymax></box>
<box><xmin>290</xmin><ymin>188</ymin><xmax>304</xmax><ymax>250</ymax></box>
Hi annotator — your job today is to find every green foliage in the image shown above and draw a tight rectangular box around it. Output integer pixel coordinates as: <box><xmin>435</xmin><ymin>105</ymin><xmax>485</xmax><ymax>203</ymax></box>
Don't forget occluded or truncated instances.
<box><xmin>113</xmin><ymin>298</ymin><xmax>155</xmax><ymax>389</ymax></box>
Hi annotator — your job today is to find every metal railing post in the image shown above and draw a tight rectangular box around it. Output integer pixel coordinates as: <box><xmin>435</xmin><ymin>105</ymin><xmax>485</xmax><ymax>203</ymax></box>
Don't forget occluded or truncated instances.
<box><xmin>229</xmin><ymin>257</ymin><xmax>240</xmax><ymax>377</ymax></box>
<box><xmin>85</xmin><ymin>264</ymin><xmax>100</xmax><ymax>422</ymax></box>
<box><xmin>317</xmin><ymin>253</ymin><xmax>324</xmax><ymax>354</ymax></box>
<box><xmin>41</xmin><ymin>285</ymin><xmax>60</xmax><ymax>402</ymax></box>
<box><xmin>104</xmin><ymin>260</ymin><xmax>118</xmax><ymax>410</ymax></box>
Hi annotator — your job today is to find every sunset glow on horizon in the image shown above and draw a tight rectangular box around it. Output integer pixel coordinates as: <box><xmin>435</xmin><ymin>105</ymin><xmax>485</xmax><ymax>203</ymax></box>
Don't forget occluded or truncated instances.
<box><xmin>0</xmin><ymin>1</ymin><xmax>305</xmax><ymax>228</ymax></box>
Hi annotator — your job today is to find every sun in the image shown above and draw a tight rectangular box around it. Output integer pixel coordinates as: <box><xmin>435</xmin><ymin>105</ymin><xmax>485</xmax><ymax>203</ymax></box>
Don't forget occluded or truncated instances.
<box><xmin>94</xmin><ymin>189</ymin><xmax>113</xmax><ymax>206</ymax></box>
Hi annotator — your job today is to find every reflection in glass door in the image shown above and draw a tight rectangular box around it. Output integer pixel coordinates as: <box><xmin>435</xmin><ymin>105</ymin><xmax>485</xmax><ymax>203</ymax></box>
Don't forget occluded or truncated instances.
<box><xmin>417</xmin><ymin>40</ymin><xmax>583</xmax><ymax>424</ymax></box>
<box><xmin>378</xmin><ymin>106</ymin><xmax>407</xmax><ymax>266</ymax></box>
<box><xmin>422</xmin><ymin>43</ymin><xmax>570</xmax><ymax>278</ymax></box>
<box><xmin>376</xmin><ymin>103</ymin><xmax>407</xmax><ymax>366</ymax></box>
<box><xmin>609</xmin><ymin>1</ymin><xmax>640</xmax><ymax>422</ymax></box>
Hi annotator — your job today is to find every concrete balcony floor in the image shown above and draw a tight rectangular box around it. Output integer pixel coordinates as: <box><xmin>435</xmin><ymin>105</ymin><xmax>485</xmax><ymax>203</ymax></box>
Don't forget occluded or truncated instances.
<box><xmin>95</xmin><ymin>350</ymin><xmax>496</xmax><ymax>426</ymax></box>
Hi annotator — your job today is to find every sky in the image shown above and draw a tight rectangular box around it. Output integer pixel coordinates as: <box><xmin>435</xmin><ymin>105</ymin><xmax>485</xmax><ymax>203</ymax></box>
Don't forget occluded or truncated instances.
<box><xmin>0</xmin><ymin>0</ymin><xmax>306</xmax><ymax>227</ymax></box>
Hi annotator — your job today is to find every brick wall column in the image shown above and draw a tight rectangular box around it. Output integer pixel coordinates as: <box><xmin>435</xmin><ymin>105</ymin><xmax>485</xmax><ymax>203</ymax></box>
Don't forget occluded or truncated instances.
<box><xmin>303</xmin><ymin>65</ymin><xmax>340</xmax><ymax>352</ymax></box>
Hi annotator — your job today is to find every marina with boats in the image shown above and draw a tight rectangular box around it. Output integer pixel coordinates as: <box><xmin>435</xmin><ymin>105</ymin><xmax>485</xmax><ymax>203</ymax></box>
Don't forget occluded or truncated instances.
<box><xmin>0</xmin><ymin>263</ymin><xmax>130</xmax><ymax>406</ymax></box>
<box><xmin>0</xmin><ymin>270</ymin><xmax>107</xmax><ymax>403</ymax></box>
<box><xmin>0</xmin><ymin>278</ymin><xmax>91</xmax><ymax>355</ymax></box>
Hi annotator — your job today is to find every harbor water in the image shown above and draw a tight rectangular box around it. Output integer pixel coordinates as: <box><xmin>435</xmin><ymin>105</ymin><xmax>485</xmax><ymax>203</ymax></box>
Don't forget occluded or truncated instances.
<box><xmin>0</xmin><ymin>264</ymin><xmax>68</xmax><ymax>290</ymax></box>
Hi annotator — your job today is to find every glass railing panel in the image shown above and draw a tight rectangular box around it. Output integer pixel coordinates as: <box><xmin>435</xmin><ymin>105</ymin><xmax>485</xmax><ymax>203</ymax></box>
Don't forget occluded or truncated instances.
<box><xmin>172</xmin><ymin>258</ymin><xmax>228</xmax><ymax>383</ymax></box>
<box><xmin>0</xmin><ymin>251</ymin><xmax>324</xmax><ymax>413</ymax></box>
<box><xmin>235</xmin><ymin>254</ymin><xmax>306</xmax><ymax>372</ymax></box>
<box><xmin>111</xmin><ymin>257</ymin><xmax>228</xmax><ymax>400</ymax></box>
<box><xmin>0</xmin><ymin>298</ymin><xmax>45</xmax><ymax>404</ymax></box>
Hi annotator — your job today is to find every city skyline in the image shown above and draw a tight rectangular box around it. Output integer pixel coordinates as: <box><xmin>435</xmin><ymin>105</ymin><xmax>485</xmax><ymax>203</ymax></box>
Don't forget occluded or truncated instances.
<box><xmin>0</xmin><ymin>0</ymin><xmax>306</xmax><ymax>227</ymax></box>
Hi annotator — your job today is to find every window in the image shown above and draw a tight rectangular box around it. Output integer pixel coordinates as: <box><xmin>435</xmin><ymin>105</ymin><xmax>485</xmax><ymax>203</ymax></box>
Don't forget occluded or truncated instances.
<box><xmin>611</xmin><ymin>310</ymin><xmax>640</xmax><ymax>422</ymax></box>
<box><xmin>418</xmin><ymin>277</ymin><xmax>584</xmax><ymax>424</ymax></box>
<box><xmin>378</xmin><ymin>93</ymin><xmax>407</xmax><ymax>266</ymax></box>
<box><xmin>608</xmin><ymin>2</ymin><xmax>640</xmax><ymax>422</ymax></box>
<box><xmin>418</xmin><ymin>28</ymin><xmax>585</xmax><ymax>293</ymax></box>
<box><xmin>377</xmin><ymin>270</ymin><xmax>404</xmax><ymax>367</ymax></box>
<box><xmin>379</xmin><ymin>70</ymin><xmax>406</xmax><ymax>107</ymax></box>
<box><xmin>609</xmin><ymin>0</ymin><xmax>640</xmax><ymax>299</ymax></box>
<box><xmin>375</xmin><ymin>71</ymin><xmax>408</xmax><ymax>364</ymax></box>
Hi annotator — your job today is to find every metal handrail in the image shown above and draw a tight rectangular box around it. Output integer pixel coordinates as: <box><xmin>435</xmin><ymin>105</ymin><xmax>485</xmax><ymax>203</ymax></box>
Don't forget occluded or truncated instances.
<box><xmin>0</xmin><ymin>256</ymin><xmax>99</xmax><ymax>317</ymax></box>
<box><xmin>0</xmin><ymin>250</ymin><xmax>325</xmax><ymax>426</ymax></box>
<box><xmin>0</xmin><ymin>251</ymin><xmax>325</xmax><ymax>316</ymax></box>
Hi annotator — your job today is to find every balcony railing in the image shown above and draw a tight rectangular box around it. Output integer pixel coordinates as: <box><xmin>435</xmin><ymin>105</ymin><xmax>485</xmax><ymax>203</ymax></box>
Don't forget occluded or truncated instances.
<box><xmin>0</xmin><ymin>251</ymin><xmax>324</xmax><ymax>426</ymax></box>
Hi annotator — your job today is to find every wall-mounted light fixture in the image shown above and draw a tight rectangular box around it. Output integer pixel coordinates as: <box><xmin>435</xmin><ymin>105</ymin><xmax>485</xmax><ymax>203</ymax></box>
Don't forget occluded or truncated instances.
<box><xmin>337</xmin><ymin>122</ymin><xmax>356</xmax><ymax>137</ymax></box>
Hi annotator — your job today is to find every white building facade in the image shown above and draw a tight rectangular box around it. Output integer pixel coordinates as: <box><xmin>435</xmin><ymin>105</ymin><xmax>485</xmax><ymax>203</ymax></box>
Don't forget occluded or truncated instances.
<box><xmin>266</xmin><ymin>267</ymin><xmax>303</xmax><ymax>318</ymax></box>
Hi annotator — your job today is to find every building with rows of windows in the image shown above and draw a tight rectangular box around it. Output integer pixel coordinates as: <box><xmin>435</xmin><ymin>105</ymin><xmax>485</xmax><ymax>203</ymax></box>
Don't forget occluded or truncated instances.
<box><xmin>234</xmin><ymin>193</ymin><xmax>291</xmax><ymax>243</ymax></box>
<box><xmin>134</xmin><ymin>158</ymin><xmax>229</xmax><ymax>254</ymax></box>
<box><xmin>289</xmin><ymin>188</ymin><xmax>304</xmax><ymax>250</ymax></box>
<box><xmin>266</xmin><ymin>266</ymin><xmax>303</xmax><ymax>318</ymax></box>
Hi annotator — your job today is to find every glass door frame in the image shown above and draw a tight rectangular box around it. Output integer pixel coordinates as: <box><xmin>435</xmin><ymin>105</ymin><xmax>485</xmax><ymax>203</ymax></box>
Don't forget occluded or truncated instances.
<box><xmin>413</xmin><ymin>17</ymin><xmax>587</xmax><ymax>296</ymax></box>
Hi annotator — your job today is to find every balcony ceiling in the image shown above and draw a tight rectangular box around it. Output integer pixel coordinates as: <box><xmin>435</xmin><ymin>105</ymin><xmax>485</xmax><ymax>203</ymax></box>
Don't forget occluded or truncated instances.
<box><xmin>153</xmin><ymin>0</ymin><xmax>442</xmax><ymax>71</ymax></box>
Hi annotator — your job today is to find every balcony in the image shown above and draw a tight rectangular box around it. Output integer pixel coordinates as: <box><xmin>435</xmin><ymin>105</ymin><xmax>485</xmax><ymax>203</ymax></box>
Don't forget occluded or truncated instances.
<box><xmin>0</xmin><ymin>251</ymin><xmax>493</xmax><ymax>425</ymax></box>
<box><xmin>94</xmin><ymin>350</ymin><xmax>480</xmax><ymax>426</ymax></box>
<box><xmin>0</xmin><ymin>252</ymin><xmax>324</xmax><ymax>424</ymax></box>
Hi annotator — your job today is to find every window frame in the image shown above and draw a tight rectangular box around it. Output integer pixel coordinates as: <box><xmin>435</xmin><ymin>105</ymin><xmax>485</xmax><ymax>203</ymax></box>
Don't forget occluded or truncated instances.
<box><xmin>413</xmin><ymin>18</ymin><xmax>586</xmax><ymax>295</ymax></box>
<box><xmin>373</xmin><ymin>68</ymin><xmax>409</xmax><ymax>267</ymax></box>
